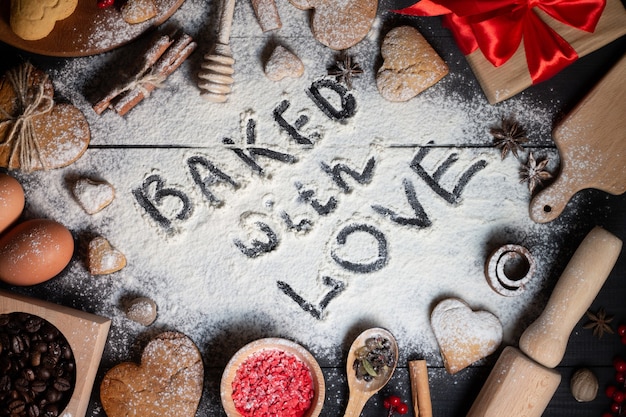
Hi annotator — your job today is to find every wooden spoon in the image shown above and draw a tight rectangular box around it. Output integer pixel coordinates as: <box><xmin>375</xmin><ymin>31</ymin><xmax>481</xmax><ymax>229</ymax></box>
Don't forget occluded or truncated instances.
<box><xmin>344</xmin><ymin>328</ymin><xmax>398</xmax><ymax>417</ymax></box>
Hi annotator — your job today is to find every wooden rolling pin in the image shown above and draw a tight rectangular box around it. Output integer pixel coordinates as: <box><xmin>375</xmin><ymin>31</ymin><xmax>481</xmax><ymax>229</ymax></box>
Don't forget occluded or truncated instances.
<box><xmin>467</xmin><ymin>226</ymin><xmax>622</xmax><ymax>417</ymax></box>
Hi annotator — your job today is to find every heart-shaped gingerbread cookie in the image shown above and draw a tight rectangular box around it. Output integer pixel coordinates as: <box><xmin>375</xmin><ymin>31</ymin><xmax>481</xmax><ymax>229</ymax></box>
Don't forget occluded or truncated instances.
<box><xmin>0</xmin><ymin>63</ymin><xmax>90</xmax><ymax>172</ymax></box>
<box><xmin>431</xmin><ymin>298</ymin><xmax>502</xmax><ymax>374</ymax></box>
<box><xmin>377</xmin><ymin>26</ymin><xmax>448</xmax><ymax>102</ymax></box>
<box><xmin>289</xmin><ymin>0</ymin><xmax>377</xmax><ymax>50</ymax></box>
<box><xmin>87</xmin><ymin>236</ymin><xmax>126</xmax><ymax>275</ymax></box>
<box><xmin>100</xmin><ymin>332</ymin><xmax>204</xmax><ymax>417</ymax></box>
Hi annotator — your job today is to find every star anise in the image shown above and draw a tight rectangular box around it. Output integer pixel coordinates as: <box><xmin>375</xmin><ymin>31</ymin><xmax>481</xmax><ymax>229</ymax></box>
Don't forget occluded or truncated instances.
<box><xmin>328</xmin><ymin>54</ymin><xmax>363</xmax><ymax>90</ymax></box>
<box><xmin>520</xmin><ymin>152</ymin><xmax>552</xmax><ymax>194</ymax></box>
<box><xmin>583</xmin><ymin>308</ymin><xmax>614</xmax><ymax>339</ymax></box>
<box><xmin>490</xmin><ymin>117</ymin><xmax>529</xmax><ymax>160</ymax></box>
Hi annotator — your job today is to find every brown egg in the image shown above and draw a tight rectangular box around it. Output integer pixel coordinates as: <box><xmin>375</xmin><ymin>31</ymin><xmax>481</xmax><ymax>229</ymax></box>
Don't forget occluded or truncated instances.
<box><xmin>0</xmin><ymin>173</ymin><xmax>25</xmax><ymax>234</ymax></box>
<box><xmin>0</xmin><ymin>219</ymin><xmax>74</xmax><ymax>286</ymax></box>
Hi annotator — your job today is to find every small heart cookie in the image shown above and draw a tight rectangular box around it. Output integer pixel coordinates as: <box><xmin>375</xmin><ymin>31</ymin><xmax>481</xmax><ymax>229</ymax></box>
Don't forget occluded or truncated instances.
<box><xmin>73</xmin><ymin>178</ymin><xmax>115</xmax><ymax>215</ymax></box>
<box><xmin>0</xmin><ymin>63</ymin><xmax>90</xmax><ymax>172</ymax></box>
<box><xmin>289</xmin><ymin>0</ymin><xmax>377</xmax><ymax>50</ymax></box>
<box><xmin>264</xmin><ymin>45</ymin><xmax>305</xmax><ymax>81</ymax></box>
<box><xmin>100</xmin><ymin>332</ymin><xmax>204</xmax><ymax>417</ymax></box>
<box><xmin>87</xmin><ymin>236</ymin><xmax>127</xmax><ymax>275</ymax></box>
<box><xmin>431</xmin><ymin>298</ymin><xmax>502</xmax><ymax>374</ymax></box>
<box><xmin>377</xmin><ymin>26</ymin><xmax>448</xmax><ymax>102</ymax></box>
<box><xmin>10</xmin><ymin>0</ymin><xmax>78</xmax><ymax>40</ymax></box>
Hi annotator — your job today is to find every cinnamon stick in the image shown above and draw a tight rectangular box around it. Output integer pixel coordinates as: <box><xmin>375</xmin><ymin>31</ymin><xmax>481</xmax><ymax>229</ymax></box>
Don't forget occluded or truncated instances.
<box><xmin>113</xmin><ymin>33</ymin><xmax>197</xmax><ymax>116</ymax></box>
<box><xmin>409</xmin><ymin>360</ymin><xmax>432</xmax><ymax>417</ymax></box>
<box><xmin>93</xmin><ymin>34</ymin><xmax>174</xmax><ymax>115</ymax></box>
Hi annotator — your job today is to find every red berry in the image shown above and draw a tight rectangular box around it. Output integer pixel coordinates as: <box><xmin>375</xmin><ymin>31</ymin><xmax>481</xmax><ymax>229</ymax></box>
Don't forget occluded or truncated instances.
<box><xmin>602</xmin><ymin>413</ymin><xmax>614</xmax><ymax>417</ymax></box>
<box><xmin>383</xmin><ymin>399</ymin><xmax>390</xmax><ymax>409</ymax></box>
<box><xmin>618</xmin><ymin>324</ymin><xmax>626</xmax><ymax>337</ymax></box>
<box><xmin>608</xmin><ymin>385</ymin><xmax>618</xmax><ymax>398</ymax></box>
<box><xmin>388</xmin><ymin>395</ymin><xmax>402</xmax><ymax>408</ymax></box>
<box><xmin>617</xmin><ymin>373</ymin><xmax>626</xmax><ymax>385</ymax></box>
<box><xmin>611</xmin><ymin>402</ymin><xmax>622</xmax><ymax>414</ymax></box>
<box><xmin>614</xmin><ymin>391</ymin><xmax>626</xmax><ymax>403</ymax></box>
<box><xmin>396</xmin><ymin>403</ymin><xmax>409</xmax><ymax>415</ymax></box>
<box><xmin>97</xmin><ymin>0</ymin><xmax>114</xmax><ymax>8</ymax></box>
<box><xmin>615</xmin><ymin>358</ymin><xmax>626</xmax><ymax>373</ymax></box>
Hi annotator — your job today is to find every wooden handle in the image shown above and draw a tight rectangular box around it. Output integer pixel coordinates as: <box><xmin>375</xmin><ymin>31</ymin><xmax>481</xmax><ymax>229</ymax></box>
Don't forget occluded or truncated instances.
<box><xmin>466</xmin><ymin>346</ymin><xmax>561</xmax><ymax>417</ymax></box>
<box><xmin>519</xmin><ymin>226</ymin><xmax>622</xmax><ymax>368</ymax></box>
<box><xmin>528</xmin><ymin>174</ymin><xmax>578</xmax><ymax>223</ymax></box>
<box><xmin>343</xmin><ymin>389</ymin><xmax>374</xmax><ymax>417</ymax></box>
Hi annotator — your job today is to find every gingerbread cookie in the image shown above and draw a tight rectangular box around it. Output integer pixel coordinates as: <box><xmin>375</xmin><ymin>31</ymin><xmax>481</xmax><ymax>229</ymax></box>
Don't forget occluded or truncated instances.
<box><xmin>377</xmin><ymin>26</ymin><xmax>448</xmax><ymax>102</ymax></box>
<box><xmin>121</xmin><ymin>0</ymin><xmax>158</xmax><ymax>24</ymax></box>
<box><xmin>100</xmin><ymin>332</ymin><xmax>204</xmax><ymax>417</ymax></box>
<box><xmin>289</xmin><ymin>0</ymin><xmax>377</xmax><ymax>50</ymax></box>
<box><xmin>87</xmin><ymin>236</ymin><xmax>127</xmax><ymax>275</ymax></box>
<box><xmin>10</xmin><ymin>0</ymin><xmax>78</xmax><ymax>40</ymax></box>
<box><xmin>0</xmin><ymin>63</ymin><xmax>90</xmax><ymax>172</ymax></box>
<box><xmin>430</xmin><ymin>298</ymin><xmax>502</xmax><ymax>374</ymax></box>
<box><xmin>264</xmin><ymin>45</ymin><xmax>305</xmax><ymax>81</ymax></box>
<box><xmin>73</xmin><ymin>177</ymin><xmax>115</xmax><ymax>214</ymax></box>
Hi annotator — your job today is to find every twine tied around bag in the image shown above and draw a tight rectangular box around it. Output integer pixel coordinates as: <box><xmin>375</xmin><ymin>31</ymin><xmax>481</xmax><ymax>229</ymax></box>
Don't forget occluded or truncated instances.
<box><xmin>0</xmin><ymin>63</ymin><xmax>55</xmax><ymax>172</ymax></box>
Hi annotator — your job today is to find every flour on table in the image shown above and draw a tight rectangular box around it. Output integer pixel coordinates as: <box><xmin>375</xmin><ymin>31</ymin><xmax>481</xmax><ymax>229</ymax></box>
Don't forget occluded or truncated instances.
<box><xmin>12</xmin><ymin>0</ymin><xmax>574</xmax><ymax>380</ymax></box>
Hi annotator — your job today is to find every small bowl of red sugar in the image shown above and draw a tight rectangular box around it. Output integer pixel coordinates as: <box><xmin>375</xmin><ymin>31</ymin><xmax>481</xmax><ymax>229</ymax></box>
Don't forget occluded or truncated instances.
<box><xmin>221</xmin><ymin>338</ymin><xmax>325</xmax><ymax>417</ymax></box>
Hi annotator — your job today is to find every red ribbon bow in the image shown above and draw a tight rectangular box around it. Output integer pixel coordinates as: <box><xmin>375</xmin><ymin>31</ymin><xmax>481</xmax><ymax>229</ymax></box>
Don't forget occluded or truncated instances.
<box><xmin>395</xmin><ymin>0</ymin><xmax>606</xmax><ymax>84</ymax></box>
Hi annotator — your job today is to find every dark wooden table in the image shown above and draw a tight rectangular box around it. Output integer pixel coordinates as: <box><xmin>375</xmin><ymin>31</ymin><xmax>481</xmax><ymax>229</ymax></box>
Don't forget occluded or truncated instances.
<box><xmin>1</xmin><ymin>1</ymin><xmax>625</xmax><ymax>416</ymax></box>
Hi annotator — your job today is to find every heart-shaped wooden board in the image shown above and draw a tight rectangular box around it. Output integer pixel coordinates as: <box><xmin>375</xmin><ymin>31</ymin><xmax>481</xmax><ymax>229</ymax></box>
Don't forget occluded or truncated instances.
<box><xmin>530</xmin><ymin>54</ymin><xmax>626</xmax><ymax>223</ymax></box>
<box><xmin>100</xmin><ymin>331</ymin><xmax>204</xmax><ymax>417</ymax></box>
<box><xmin>0</xmin><ymin>0</ymin><xmax>184</xmax><ymax>57</ymax></box>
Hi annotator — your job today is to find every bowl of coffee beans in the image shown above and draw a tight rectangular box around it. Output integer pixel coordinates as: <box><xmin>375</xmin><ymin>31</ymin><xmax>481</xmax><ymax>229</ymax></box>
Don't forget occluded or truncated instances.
<box><xmin>0</xmin><ymin>290</ymin><xmax>111</xmax><ymax>417</ymax></box>
<box><xmin>0</xmin><ymin>312</ymin><xmax>76</xmax><ymax>417</ymax></box>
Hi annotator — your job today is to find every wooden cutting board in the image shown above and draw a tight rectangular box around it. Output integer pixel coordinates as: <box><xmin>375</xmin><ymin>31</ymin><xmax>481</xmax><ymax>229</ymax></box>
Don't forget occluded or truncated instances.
<box><xmin>530</xmin><ymin>54</ymin><xmax>626</xmax><ymax>223</ymax></box>
<box><xmin>0</xmin><ymin>0</ymin><xmax>184</xmax><ymax>57</ymax></box>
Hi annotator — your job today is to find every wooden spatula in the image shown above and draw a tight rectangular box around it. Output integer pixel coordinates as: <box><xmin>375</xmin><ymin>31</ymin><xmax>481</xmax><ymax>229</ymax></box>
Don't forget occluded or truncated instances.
<box><xmin>467</xmin><ymin>226</ymin><xmax>622</xmax><ymax>417</ymax></box>
<box><xmin>530</xmin><ymin>55</ymin><xmax>626</xmax><ymax>223</ymax></box>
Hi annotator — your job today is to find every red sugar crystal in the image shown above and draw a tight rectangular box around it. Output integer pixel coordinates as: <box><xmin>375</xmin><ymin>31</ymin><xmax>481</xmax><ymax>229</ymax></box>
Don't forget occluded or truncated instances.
<box><xmin>232</xmin><ymin>349</ymin><xmax>315</xmax><ymax>417</ymax></box>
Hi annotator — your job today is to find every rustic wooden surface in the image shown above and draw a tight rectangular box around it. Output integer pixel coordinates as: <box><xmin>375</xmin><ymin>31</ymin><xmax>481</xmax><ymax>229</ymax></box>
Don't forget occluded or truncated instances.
<box><xmin>1</xmin><ymin>0</ymin><xmax>625</xmax><ymax>416</ymax></box>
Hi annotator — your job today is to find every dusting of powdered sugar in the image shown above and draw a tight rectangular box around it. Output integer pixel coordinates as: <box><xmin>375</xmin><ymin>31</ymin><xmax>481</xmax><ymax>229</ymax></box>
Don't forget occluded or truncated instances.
<box><xmin>3</xmin><ymin>1</ymin><xmax>604</xmax><ymax>416</ymax></box>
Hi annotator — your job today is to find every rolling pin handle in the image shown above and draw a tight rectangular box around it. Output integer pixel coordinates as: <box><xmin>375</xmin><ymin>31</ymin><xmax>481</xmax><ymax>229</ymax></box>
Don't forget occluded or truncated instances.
<box><xmin>519</xmin><ymin>226</ymin><xmax>622</xmax><ymax>368</ymax></box>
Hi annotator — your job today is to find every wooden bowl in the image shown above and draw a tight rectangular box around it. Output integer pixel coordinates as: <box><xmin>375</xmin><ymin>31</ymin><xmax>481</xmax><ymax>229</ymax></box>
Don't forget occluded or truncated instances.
<box><xmin>221</xmin><ymin>338</ymin><xmax>326</xmax><ymax>417</ymax></box>
<box><xmin>0</xmin><ymin>290</ymin><xmax>111</xmax><ymax>417</ymax></box>
<box><xmin>0</xmin><ymin>0</ymin><xmax>185</xmax><ymax>57</ymax></box>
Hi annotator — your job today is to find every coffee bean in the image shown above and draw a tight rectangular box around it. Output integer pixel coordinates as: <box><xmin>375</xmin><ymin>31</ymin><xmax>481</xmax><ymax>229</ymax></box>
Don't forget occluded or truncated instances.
<box><xmin>45</xmin><ymin>388</ymin><xmax>61</xmax><ymax>403</ymax></box>
<box><xmin>24</xmin><ymin>317</ymin><xmax>43</xmax><ymax>333</ymax></box>
<box><xmin>22</xmin><ymin>368</ymin><xmax>36</xmax><ymax>382</ymax></box>
<box><xmin>11</xmin><ymin>335</ymin><xmax>24</xmax><ymax>354</ymax></box>
<box><xmin>14</xmin><ymin>378</ymin><xmax>29</xmax><ymax>393</ymax></box>
<box><xmin>8</xmin><ymin>398</ymin><xmax>25</xmax><ymax>414</ymax></box>
<box><xmin>31</xmin><ymin>381</ymin><xmax>47</xmax><ymax>393</ymax></box>
<box><xmin>0</xmin><ymin>313</ymin><xmax>75</xmax><ymax>416</ymax></box>
<box><xmin>52</xmin><ymin>378</ymin><xmax>70</xmax><ymax>392</ymax></box>
<box><xmin>27</xmin><ymin>403</ymin><xmax>40</xmax><ymax>417</ymax></box>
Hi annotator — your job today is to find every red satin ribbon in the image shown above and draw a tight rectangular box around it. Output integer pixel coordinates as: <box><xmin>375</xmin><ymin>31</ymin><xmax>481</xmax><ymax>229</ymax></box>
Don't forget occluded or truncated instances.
<box><xmin>395</xmin><ymin>0</ymin><xmax>606</xmax><ymax>83</ymax></box>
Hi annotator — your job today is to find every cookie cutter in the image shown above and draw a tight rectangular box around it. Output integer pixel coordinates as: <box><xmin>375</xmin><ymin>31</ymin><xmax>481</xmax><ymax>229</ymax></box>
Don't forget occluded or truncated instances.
<box><xmin>485</xmin><ymin>244</ymin><xmax>536</xmax><ymax>296</ymax></box>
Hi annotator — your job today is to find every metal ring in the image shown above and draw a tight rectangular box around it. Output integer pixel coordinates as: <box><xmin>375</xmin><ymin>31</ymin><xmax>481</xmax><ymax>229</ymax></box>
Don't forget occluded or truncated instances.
<box><xmin>485</xmin><ymin>244</ymin><xmax>536</xmax><ymax>297</ymax></box>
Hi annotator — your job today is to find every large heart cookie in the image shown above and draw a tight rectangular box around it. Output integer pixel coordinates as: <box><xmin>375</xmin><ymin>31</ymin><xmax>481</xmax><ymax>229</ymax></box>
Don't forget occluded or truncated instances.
<box><xmin>0</xmin><ymin>63</ymin><xmax>90</xmax><ymax>172</ymax></box>
<box><xmin>10</xmin><ymin>0</ymin><xmax>78</xmax><ymax>40</ymax></box>
<box><xmin>377</xmin><ymin>26</ymin><xmax>448</xmax><ymax>102</ymax></box>
<box><xmin>101</xmin><ymin>332</ymin><xmax>204</xmax><ymax>417</ymax></box>
<box><xmin>431</xmin><ymin>298</ymin><xmax>502</xmax><ymax>374</ymax></box>
<box><xmin>289</xmin><ymin>0</ymin><xmax>377</xmax><ymax>50</ymax></box>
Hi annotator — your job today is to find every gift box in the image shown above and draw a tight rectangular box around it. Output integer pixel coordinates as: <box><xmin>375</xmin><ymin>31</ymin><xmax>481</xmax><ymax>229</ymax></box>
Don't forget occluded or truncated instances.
<box><xmin>396</xmin><ymin>0</ymin><xmax>626</xmax><ymax>104</ymax></box>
